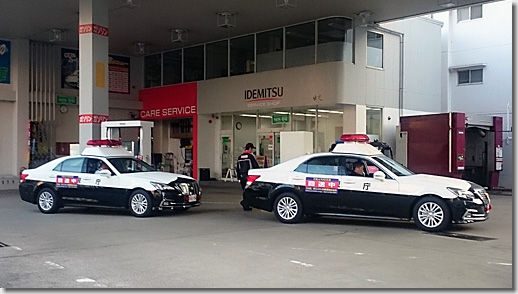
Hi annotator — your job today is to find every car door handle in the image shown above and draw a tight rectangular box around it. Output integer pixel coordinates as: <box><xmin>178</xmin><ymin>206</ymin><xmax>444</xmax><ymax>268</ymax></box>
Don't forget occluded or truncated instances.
<box><xmin>292</xmin><ymin>177</ymin><xmax>305</xmax><ymax>181</ymax></box>
<box><xmin>83</xmin><ymin>177</ymin><xmax>92</xmax><ymax>181</ymax></box>
<box><xmin>343</xmin><ymin>181</ymin><xmax>355</xmax><ymax>184</ymax></box>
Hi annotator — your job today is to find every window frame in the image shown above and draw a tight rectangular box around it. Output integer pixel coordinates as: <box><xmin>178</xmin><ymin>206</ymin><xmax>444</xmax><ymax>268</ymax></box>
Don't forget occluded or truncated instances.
<box><xmin>457</xmin><ymin>68</ymin><xmax>483</xmax><ymax>85</ymax></box>
<box><xmin>457</xmin><ymin>4</ymin><xmax>483</xmax><ymax>22</ymax></box>
<box><xmin>366</xmin><ymin>31</ymin><xmax>383</xmax><ymax>69</ymax></box>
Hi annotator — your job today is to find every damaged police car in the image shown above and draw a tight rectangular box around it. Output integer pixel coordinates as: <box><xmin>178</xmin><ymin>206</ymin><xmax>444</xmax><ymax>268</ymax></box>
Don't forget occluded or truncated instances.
<box><xmin>243</xmin><ymin>134</ymin><xmax>491</xmax><ymax>232</ymax></box>
<box><xmin>19</xmin><ymin>140</ymin><xmax>201</xmax><ymax>217</ymax></box>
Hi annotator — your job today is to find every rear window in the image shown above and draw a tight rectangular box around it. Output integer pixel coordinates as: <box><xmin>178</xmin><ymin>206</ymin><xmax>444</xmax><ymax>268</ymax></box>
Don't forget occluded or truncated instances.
<box><xmin>295</xmin><ymin>156</ymin><xmax>344</xmax><ymax>175</ymax></box>
<box><xmin>53</xmin><ymin>158</ymin><xmax>85</xmax><ymax>173</ymax></box>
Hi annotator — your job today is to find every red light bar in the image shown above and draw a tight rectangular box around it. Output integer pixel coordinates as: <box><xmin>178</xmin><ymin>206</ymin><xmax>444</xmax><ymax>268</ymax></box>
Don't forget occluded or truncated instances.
<box><xmin>340</xmin><ymin>134</ymin><xmax>370</xmax><ymax>142</ymax></box>
<box><xmin>86</xmin><ymin>139</ymin><xmax>122</xmax><ymax>146</ymax></box>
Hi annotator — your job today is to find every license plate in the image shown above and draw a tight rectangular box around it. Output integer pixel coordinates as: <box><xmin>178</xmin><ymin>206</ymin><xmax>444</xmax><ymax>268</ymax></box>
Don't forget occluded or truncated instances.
<box><xmin>188</xmin><ymin>195</ymin><xmax>197</xmax><ymax>202</ymax></box>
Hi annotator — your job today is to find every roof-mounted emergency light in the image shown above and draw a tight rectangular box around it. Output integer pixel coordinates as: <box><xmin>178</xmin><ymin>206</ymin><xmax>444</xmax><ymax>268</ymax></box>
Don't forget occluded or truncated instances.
<box><xmin>340</xmin><ymin>134</ymin><xmax>370</xmax><ymax>143</ymax></box>
<box><xmin>86</xmin><ymin>139</ymin><xmax>122</xmax><ymax>147</ymax></box>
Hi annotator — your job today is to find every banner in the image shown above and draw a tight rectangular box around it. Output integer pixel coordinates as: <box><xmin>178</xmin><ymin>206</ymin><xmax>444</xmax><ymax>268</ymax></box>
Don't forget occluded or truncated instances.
<box><xmin>61</xmin><ymin>48</ymin><xmax>130</xmax><ymax>93</ymax></box>
<box><xmin>0</xmin><ymin>40</ymin><xmax>11</xmax><ymax>84</ymax></box>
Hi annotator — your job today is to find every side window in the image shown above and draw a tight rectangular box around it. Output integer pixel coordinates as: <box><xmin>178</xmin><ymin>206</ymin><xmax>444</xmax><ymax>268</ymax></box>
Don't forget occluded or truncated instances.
<box><xmin>86</xmin><ymin>158</ymin><xmax>105</xmax><ymax>174</ymax></box>
<box><xmin>344</xmin><ymin>157</ymin><xmax>360</xmax><ymax>175</ymax></box>
<box><xmin>305</xmin><ymin>156</ymin><xmax>343</xmax><ymax>175</ymax></box>
<box><xmin>58</xmin><ymin>158</ymin><xmax>85</xmax><ymax>173</ymax></box>
<box><xmin>365</xmin><ymin>160</ymin><xmax>380</xmax><ymax>177</ymax></box>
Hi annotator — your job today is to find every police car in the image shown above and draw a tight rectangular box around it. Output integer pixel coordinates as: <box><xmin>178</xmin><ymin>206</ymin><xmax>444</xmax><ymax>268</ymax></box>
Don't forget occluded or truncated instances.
<box><xmin>19</xmin><ymin>140</ymin><xmax>201</xmax><ymax>217</ymax></box>
<box><xmin>243</xmin><ymin>134</ymin><xmax>491</xmax><ymax>232</ymax></box>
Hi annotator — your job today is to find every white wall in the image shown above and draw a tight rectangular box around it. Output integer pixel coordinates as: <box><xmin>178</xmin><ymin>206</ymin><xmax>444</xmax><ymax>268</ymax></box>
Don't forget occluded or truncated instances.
<box><xmin>382</xmin><ymin>17</ymin><xmax>443</xmax><ymax>113</ymax></box>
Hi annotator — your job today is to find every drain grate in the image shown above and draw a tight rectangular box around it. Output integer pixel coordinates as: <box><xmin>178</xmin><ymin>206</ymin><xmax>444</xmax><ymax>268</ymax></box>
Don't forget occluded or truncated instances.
<box><xmin>430</xmin><ymin>232</ymin><xmax>496</xmax><ymax>241</ymax></box>
<box><xmin>0</xmin><ymin>242</ymin><xmax>10</xmax><ymax>248</ymax></box>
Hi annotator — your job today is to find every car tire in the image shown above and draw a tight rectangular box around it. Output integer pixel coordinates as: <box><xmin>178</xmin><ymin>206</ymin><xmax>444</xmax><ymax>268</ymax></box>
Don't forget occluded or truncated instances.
<box><xmin>273</xmin><ymin>192</ymin><xmax>303</xmax><ymax>224</ymax></box>
<box><xmin>413</xmin><ymin>197</ymin><xmax>451</xmax><ymax>232</ymax></box>
<box><xmin>129</xmin><ymin>189</ymin><xmax>153</xmax><ymax>217</ymax></box>
<box><xmin>37</xmin><ymin>187</ymin><xmax>60</xmax><ymax>214</ymax></box>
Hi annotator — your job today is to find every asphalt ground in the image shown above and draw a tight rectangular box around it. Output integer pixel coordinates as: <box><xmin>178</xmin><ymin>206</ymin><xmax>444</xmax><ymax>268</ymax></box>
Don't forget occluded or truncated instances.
<box><xmin>0</xmin><ymin>181</ymin><xmax>513</xmax><ymax>291</ymax></box>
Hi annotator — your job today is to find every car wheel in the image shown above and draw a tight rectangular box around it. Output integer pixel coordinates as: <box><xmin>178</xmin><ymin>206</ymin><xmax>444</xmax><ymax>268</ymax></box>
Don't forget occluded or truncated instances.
<box><xmin>273</xmin><ymin>193</ymin><xmax>303</xmax><ymax>224</ymax></box>
<box><xmin>37</xmin><ymin>187</ymin><xmax>60</xmax><ymax>214</ymax></box>
<box><xmin>413</xmin><ymin>197</ymin><xmax>451</xmax><ymax>232</ymax></box>
<box><xmin>129</xmin><ymin>190</ymin><xmax>153</xmax><ymax>217</ymax></box>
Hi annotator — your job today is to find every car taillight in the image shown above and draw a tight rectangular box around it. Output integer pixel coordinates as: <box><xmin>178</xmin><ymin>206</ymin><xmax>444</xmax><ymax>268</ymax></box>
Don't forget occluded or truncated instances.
<box><xmin>20</xmin><ymin>173</ymin><xmax>29</xmax><ymax>182</ymax></box>
<box><xmin>246</xmin><ymin>175</ymin><xmax>260</xmax><ymax>187</ymax></box>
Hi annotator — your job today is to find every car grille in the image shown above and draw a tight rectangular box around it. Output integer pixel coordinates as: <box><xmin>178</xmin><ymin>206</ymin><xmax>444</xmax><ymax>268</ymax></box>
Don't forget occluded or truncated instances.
<box><xmin>168</xmin><ymin>180</ymin><xmax>200</xmax><ymax>196</ymax></box>
<box><xmin>473</xmin><ymin>189</ymin><xmax>490</xmax><ymax>205</ymax></box>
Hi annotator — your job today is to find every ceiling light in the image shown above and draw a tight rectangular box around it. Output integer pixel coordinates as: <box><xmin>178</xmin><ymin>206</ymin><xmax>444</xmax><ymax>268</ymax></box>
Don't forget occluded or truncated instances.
<box><xmin>49</xmin><ymin>28</ymin><xmax>66</xmax><ymax>42</ymax></box>
<box><xmin>355</xmin><ymin>10</ymin><xmax>375</xmax><ymax>27</ymax></box>
<box><xmin>171</xmin><ymin>29</ymin><xmax>188</xmax><ymax>43</ymax></box>
<box><xmin>133</xmin><ymin>42</ymin><xmax>149</xmax><ymax>55</ymax></box>
<box><xmin>438</xmin><ymin>0</ymin><xmax>457</xmax><ymax>7</ymax></box>
<box><xmin>123</xmin><ymin>0</ymin><xmax>140</xmax><ymax>8</ymax></box>
<box><xmin>276</xmin><ymin>0</ymin><xmax>297</xmax><ymax>9</ymax></box>
<box><xmin>217</xmin><ymin>12</ymin><xmax>236</xmax><ymax>28</ymax></box>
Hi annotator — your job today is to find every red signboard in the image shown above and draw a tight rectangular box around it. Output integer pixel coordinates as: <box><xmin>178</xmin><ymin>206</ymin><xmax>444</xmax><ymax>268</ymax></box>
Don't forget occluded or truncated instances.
<box><xmin>139</xmin><ymin>83</ymin><xmax>197</xmax><ymax>120</ymax></box>
<box><xmin>78</xmin><ymin>114</ymin><xmax>109</xmax><ymax>124</ymax></box>
<box><xmin>79</xmin><ymin>24</ymin><xmax>109</xmax><ymax>37</ymax></box>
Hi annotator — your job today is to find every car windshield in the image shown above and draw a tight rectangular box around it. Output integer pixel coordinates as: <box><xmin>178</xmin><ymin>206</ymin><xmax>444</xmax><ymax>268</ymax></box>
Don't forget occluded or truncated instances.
<box><xmin>108</xmin><ymin>157</ymin><xmax>156</xmax><ymax>174</ymax></box>
<box><xmin>371</xmin><ymin>155</ymin><xmax>414</xmax><ymax>177</ymax></box>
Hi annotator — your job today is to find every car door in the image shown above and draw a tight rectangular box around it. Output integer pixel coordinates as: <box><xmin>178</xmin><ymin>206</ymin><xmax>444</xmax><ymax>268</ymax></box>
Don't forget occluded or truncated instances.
<box><xmin>82</xmin><ymin>158</ymin><xmax>122</xmax><ymax>207</ymax></box>
<box><xmin>339</xmin><ymin>157</ymin><xmax>401</xmax><ymax>217</ymax></box>
<box><xmin>51</xmin><ymin>157</ymin><xmax>89</xmax><ymax>204</ymax></box>
<box><xmin>292</xmin><ymin>156</ymin><xmax>345</xmax><ymax>213</ymax></box>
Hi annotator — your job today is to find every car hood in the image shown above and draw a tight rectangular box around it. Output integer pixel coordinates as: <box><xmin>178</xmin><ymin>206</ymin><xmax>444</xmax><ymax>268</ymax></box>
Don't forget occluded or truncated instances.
<box><xmin>124</xmin><ymin>172</ymin><xmax>194</xmax><ymax>183</ymax></box>
<box><xmin>400</xmin><ymin>174</ymin><xmax>471</xmax><ymax>190</ymax></box>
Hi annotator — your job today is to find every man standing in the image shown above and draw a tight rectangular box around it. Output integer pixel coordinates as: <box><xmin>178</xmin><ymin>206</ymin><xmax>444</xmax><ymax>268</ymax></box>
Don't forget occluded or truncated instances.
<box><xmin>236</xmin><ymin>142</ymin><xmax>260</xmax><ymax>211</ymax></box>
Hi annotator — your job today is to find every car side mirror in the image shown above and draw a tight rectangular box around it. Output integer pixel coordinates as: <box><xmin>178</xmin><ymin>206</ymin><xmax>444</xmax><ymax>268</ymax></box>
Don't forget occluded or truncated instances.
<box><xmin>373</xmin><ymin>171</ymin><xmax>386</xmax><ymax>181</ymax></box>
<box><xmin>99</xmin><ymin>169</ymin><xmax>111</xmax><ymax>177</ymax></box>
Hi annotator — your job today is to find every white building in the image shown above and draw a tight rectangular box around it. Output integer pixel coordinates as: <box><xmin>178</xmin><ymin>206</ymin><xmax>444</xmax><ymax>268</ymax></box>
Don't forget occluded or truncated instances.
<box><xmin>431</xmin><ymin>0</ymin><xmax>513</xmax><ymax>189</ymax></box>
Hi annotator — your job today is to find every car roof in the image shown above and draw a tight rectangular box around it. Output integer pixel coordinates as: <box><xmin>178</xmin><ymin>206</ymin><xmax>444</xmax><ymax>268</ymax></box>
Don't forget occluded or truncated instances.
<box><xmin>331</xmin><ymin>142</ymin><xmax>382</xmax><ymax>156</ymax></box>
<box><xmin>81</xmin><ymin>146</ymin><xmax>133</xmax><ymax>157</ymax></box>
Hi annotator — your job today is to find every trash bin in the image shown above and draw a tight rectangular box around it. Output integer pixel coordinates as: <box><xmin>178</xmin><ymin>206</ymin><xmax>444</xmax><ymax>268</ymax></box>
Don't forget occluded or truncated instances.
<box><xmin>199</xmin><ymin>168</ymin><xmax>210</xmax><ymax>181</ymax></box>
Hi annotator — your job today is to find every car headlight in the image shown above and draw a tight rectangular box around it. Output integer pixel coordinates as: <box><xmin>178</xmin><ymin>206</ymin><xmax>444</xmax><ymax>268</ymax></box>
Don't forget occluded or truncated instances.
<box><xmin>447</xmin><ymin>187</ymin><xmax>474</xmax><ymax>199</ymax></box>
<box><xmin>150</xmin><ymin>181</ymin><xmax>174</xmax><ymax>190</ymax></box>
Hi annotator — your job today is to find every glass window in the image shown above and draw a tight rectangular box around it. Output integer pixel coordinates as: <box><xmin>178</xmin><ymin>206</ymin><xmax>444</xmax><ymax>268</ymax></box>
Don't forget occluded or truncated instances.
<box><xmin>471</xmin><ymin>69</ymin><xmax>483</xmax><ymax>83</ymax></box>
<box><xmin>317</xmin><ymin>17</ymin><xmax>353</xmax><ymax>63</ymax></box>
<box><xmin>285</xmin><ymin>22</ymin><xmax>315</xmax><ymax>68</ymax></box>
<box><xmin>297</xmin><ymin>156</ymin><xmax>343</xmax><ymax>175</ymax></box>
<box><xmin>144</xmin><ymin>53</ymin><xmax>161</xmax><ymax>88</ymax></box>
<box><xmin>184</xmin><ymin>45</ymin><xmax>204</xmax><ymax>82</ymax></box>
<box><xmin>206</xmin><ymin>40</ymin><xmax>228</xmax><ymax>79</ymax></box>
<box><xmin>458</xmin><ymin>5</ymin><xmax>482</xmax><ymax>22</ymax></box>
<box><xmin>311</xmin><ymin>107</ymin><xmax>343</xmax><ymax>153</ymax></box>
<box><xmin>163</xmin><ymin>50</ymin><xmax>182</xmax><ymax>85</ymax></box>
<box><xmin>54</xmin><ymin>158</ymin><xmax>85</xmax><ymax>173</ymax></box>
<box><xmin>471</xmin><ymin>5</ymin><xmax>483</xmax><ymax>19</ymax></box>
<box><xmin>256</xmin><ymin>29</ymin><xmax>283</xmax><ymax>72</ymax></box>
<box><xmin>230</xmin><ymin>35</ymin><xmax>255</xmax><ymax>76</ymax></box>
<box><xmin>367</xmin><ymin>31</ymin><xmax>383</xmax><ymax>68</ymax></box>
<box><xmin>458</xmin><ymin>70</ymin><xmax>470</xmax><ymax>84</ymax></box>
<box><xmin>458</xmin><ymin>69</ymin><xmax>483</xmax><ymax>85</ymax></box>
<box><xmin>366</xmin><ymin>108</ymin><xmax>382</xmax><ymax>140</ymax></box>
<box><xmin>457</xmin><ymin>7</ymin><xmax>469</xmax><ymax>22</ymax></box>
<box><xmin>108</xmin><ymin>158</ymin><xmax>156</xmax><ymax>174</ymax></box>
<box><xmin>372</xmin><ymin>155</ymin><xmax>414</xmax><ymax>176</ymax></box>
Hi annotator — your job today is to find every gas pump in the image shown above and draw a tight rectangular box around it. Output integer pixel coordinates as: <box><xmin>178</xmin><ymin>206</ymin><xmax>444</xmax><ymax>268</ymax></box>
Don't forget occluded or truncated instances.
<box><xmin>101</xmin><ymin>120</ymin><xmax>154</xmax><ymax>164</ymax></box>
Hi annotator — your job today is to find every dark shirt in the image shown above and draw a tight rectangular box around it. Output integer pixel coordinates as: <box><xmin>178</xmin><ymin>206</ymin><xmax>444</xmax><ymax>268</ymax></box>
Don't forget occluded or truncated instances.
<box><xmin>236</xmin><ymin>151</ymin><xmax>260</xmax><ymax>178</ymax></box>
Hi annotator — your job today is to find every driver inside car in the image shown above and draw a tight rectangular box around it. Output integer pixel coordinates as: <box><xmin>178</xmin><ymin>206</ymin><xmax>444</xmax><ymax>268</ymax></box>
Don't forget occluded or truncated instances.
<box><xmin>349</xmin><ymin>160</ymin><xmax>366</xmax><ymax>177</ymax></box>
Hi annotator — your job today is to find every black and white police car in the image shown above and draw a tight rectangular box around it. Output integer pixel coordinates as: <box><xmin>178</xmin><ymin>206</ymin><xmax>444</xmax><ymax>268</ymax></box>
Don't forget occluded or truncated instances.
<box><xmin>243</xmin><ymin>134</ymin><xmax>491</xmax><ymax>232</ymax></box>
<box><xmin>19</xmin><ymin>140</ymin><xmax>201</xmax><ymax>217</ymax></box>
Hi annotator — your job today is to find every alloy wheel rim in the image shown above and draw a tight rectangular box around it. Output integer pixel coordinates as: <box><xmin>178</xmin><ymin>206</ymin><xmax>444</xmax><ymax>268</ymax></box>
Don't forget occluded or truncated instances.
<box><xmin>38</xmin><ymin>191</ymin><xmax>53</xmax><ymax>211</ymax></box>
<box><xmin>131</xmin><ymin>194</ymin><xmax>148</xmax><ymax>214</ymax></box>
<box><xmin>277</xmin><ymin>197</ymin><xmax>298</xmax><ymax>220</ymax></box>
<box><xmin>417</xmin><ymin>202</ymin><xmax>444</xmax><ymax>228</ymax></box>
